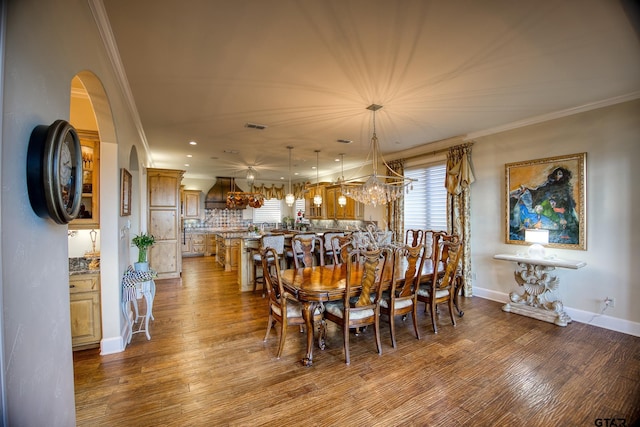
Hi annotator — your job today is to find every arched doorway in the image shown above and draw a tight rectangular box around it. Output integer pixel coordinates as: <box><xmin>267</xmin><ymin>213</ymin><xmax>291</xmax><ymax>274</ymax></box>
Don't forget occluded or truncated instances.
<box><xmin>70</xmin><ymin>71</ymin><xmax>135</xmax><ymax>355</ymax></box>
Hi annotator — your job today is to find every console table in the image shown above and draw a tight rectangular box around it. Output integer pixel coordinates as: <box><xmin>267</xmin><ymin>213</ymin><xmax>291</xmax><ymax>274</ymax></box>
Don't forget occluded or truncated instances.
<box><xmin>493</xmin><ymin>254</ymin><xmax>586</xmax><ymax>326</ymax></box>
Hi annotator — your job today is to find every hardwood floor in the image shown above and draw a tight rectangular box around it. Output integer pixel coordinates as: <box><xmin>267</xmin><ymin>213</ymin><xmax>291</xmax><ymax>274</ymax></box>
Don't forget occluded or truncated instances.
<box><xmin>74</xmin><ymin>256</ymin><xmax>640</xmax><ymax>426</ymax></box>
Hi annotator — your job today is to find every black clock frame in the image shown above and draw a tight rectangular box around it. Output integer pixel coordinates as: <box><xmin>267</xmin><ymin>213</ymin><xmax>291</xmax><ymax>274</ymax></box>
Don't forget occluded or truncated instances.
<box><xmin>27</xmin><ymin>120</ymin><xmax>83</xmax><ymax>224</ymax></box>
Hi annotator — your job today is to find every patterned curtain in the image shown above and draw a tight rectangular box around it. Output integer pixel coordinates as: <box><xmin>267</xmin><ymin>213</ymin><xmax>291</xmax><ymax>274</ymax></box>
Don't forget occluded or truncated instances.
<box><xmin>253</xmin><ymin>183</ymin><xmax>285</xmax><ymax>200</ymax></box>
<box><xmin>446</xmin><ymin>143</ymin><xmax>475</xmax><ymax>296</ymax></box>
<box><xmin>386</xmin><ymin>159</ymin><xmax>405</xmax><ymax>242</ymax></box>
<box><xmin>293</xmin><ymin>182</ymin><xmax>308</xmax><ymax>200</ymax></box>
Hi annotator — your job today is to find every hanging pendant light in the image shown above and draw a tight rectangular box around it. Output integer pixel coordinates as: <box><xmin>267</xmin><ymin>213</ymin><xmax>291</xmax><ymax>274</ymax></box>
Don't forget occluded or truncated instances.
<box><xmin>245</xmin><ymin>166</ymin><xmax>256</xmax><ymax>189</ymax></box>
<box><xmin>313</xmin><ymin>150</ymin><xmax>322</xmax><ymax>207</ymax></box>
<box><xmin>338</xmin><ymin>153</ymin><xmax>347</xmax><ymax>207</ymax></box>
<box><xmin>285</xmin><ymin>146</ymin><xmax>295</xmax><ymax>207</ymax></box>
<box><xmin>340</xmin><ymin>104</ymin><xmax>416</xmax><ymax>206</ymax></box>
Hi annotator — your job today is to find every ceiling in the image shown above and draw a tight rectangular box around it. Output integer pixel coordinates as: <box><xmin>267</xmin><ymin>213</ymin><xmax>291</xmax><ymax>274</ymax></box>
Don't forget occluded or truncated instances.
<box><xmin>100</xmin><ymin>0</ymin><xmax>640</xmax><ymax>188</ymax></box>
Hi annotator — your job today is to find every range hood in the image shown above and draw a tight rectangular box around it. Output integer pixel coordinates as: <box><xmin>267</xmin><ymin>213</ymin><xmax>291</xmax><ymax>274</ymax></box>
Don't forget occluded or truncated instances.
<box><xmin>205</xmin><ymin>177</ymin><xmax>245</xmax><ymax>209</ymax></box>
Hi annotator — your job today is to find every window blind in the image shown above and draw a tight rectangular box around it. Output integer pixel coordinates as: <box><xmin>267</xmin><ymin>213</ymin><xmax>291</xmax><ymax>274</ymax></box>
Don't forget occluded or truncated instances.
<box><xmin>253</xmin><ymin>199</ymin><xmax>282</xmax><ymax>223</ymax></box>
<box><xmin>404</xmin><ymin>163</ymin><xmax>447</xmax><ymax>232</ymax></box>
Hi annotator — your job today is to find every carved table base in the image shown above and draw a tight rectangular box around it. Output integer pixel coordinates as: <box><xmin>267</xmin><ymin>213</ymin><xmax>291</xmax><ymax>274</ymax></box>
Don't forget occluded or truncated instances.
<box><xmin>494</xmin><ymin>254</ymin><xmax>586</xmax><ymax>327</ymax></box>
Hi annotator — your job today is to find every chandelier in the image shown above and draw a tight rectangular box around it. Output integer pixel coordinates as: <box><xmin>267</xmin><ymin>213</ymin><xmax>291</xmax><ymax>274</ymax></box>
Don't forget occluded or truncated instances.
<box><xmin>285</xmin><ymin>146</ymin><xmax>295</xmax><ymax>206</ymax></box>
<box><xmin>313</xmin><ymin>150</ymin><xmax>322</xmax><ymax>206</ymax></box>
<box><xmin>341</xmin><ymin>104</ymin><xmax>415</xmax><ymax>206</ymax></box>
<box><xmin>226</xmin><ymin>170</ymin><xmax>265</xmax><ymax>208</ymax></box>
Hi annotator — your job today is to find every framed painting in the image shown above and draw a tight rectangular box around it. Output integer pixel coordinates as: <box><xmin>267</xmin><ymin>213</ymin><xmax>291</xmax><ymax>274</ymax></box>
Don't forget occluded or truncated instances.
<box><xmin>120</xmin><ymin>168</ymin><xmax>132</xmax><ymax>216</ymax></box>
<box><xmin>505</xmin><ymin>152</ymin><xmax>586</xmax><ymax>250</ymax></box>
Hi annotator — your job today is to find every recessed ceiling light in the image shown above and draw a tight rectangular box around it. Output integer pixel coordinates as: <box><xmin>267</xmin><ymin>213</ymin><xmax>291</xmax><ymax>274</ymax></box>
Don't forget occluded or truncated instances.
<box><xmin>294</xmin><ymin>172</ymin><xmax>299</xmax><ymax>176</ymax></box>
<box><xmin>187</xmin><ymin>154</ymin><xmax>193</xmax><ymax>158</ymax></box>
<box><xmin>189</xmin><ymin>141</ymin><xmax>197</xmax><ymax>145</ymax></box>
<box><xmin>184</xmin><ymin>164</ymin><xmax>190</xmax><ymax>167</ymax></box>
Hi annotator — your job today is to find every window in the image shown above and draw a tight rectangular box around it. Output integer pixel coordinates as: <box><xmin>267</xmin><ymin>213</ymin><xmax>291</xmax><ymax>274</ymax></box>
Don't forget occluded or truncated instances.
<box><xmin>404</xmin><ymin>162</ymin><xmax>447</xmax><ymax>233</ymax></box>
<box><xmin>253</xmin><ymin>199</ymin><xmax>281</xmax><ymax>223</ymax></box>
<box><xmin>295</xmin><ymin>198</ymin><xmax>305</xmax><ymax>216</ymax></box>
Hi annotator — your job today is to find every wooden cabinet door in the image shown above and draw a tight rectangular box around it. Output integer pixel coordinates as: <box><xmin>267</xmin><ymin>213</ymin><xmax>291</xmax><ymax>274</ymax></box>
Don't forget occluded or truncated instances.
<box><xmin>149</xmin><ymin>171</ymin><xmax>180</xmax><ymax>207</ymax></box>
<box><xmin>191</xmin><ymin>233</ymin><xmax>206</xmax><ymax>254</ymax></box>
<box><xmin>230</xmin><ymin>239</ymin><xmax>240</xmax><ymax>268</ymax></box>
<box><xmin>69</xmin><ymin>274</ymin><xmax>101</xmax><ymax>349</ymax></box>
<box><xmin>305</xmin><ymin>185</ymin><xmax>326</xmax><ymax>219</ymax></box>
<box><xmin>183</xmin><ymin>190</ymin><xmax>201</xmax><ymax>218</ymax></box>
<box><xmin>181</xmin><ymin>233</ymin><xmax>191</xmax><ymax>254</ymax></box>
<box><xmin>325</xmin><ymin>187</ymin><xmax>337</xmax><ymax>219</ymax></box>
<box><xmin>148</xmin><ymin>168</ymin><xmax>184</xmax><ymax>279</ymax></box>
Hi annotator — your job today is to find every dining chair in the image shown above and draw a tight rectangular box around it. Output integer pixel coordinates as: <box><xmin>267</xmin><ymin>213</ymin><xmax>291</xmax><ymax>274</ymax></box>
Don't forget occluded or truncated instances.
<box><xmin>322</xmin><ymin>231</ymin><xmax>344</xmax><ymax>264</ymax></box>
<box><xmin>350</xmin><ymin>230</ymin><xmax>369</xmax><ymax>250</ymax></box>
<box><xmin>252</xmin><ymin>234</ymin><xmax>285</xmax><ymax>296</ymax></box>
<box><xmin>417</xmin><ymin>234</ymin><xmax>463</xmax><ymax>333</ymax></box>
<box><xmin>380</xmin><ymin>244</ymin><xmax>426</xmax><ymax>348</ymax></box>
<box><xmin>261</xmin><ymin>247</ymin><xmax>323</xmax><ymax>359</ymax></box>
<box><xmin>322</xmin><ymin>247</ymin><xmax>391</xmax><ymax>365</ymax></box>
<box><xmin>331</xmin><ymin>234</ymin><xmax>354</xmax><ymax>264</ymax></box>
<box><xmin>290</xmin><ymin>233</ymin><xmax>324</xmax><ymax>268</ymax></box>
<box><xmin>422</xmin><ymin>230</ymin><xmax>444</xmax><ymax>261</ymax></box>
<box><xmin>405</xmin><ymin>229</ymin><xmax>425</xmax><ymax>247</ymax></box>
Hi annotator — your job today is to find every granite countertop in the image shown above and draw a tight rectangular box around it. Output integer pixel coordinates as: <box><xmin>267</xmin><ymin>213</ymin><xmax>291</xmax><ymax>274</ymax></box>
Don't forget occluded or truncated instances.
<box><xmin>184</xmin><ymin>228</ymin><xmax>246</xmax><ymax>234</ymax></box>
<box><xmin>69</xmin><ymin>257</ymin><xmax>100</xmax><ymax>275</ymax></box>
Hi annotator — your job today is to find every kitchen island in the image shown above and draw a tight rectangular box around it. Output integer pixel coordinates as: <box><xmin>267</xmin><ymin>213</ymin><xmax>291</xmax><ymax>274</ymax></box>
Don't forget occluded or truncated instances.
<box><xmin>186</xmin><ymin>228</ymin><xmax>364</xmax><ymax>292</ymax></box>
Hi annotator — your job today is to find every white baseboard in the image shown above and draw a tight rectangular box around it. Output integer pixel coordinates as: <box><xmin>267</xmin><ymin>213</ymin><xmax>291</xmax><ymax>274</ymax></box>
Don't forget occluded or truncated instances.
<box><xmin>472</xmin><ymin>287</ymin><xmax>640</xmax><ymax>337</ymax></box>
<box><xmin>100</xmin><ymin>335</ymin><xmax>125</xmax><ymax>355</ymax></box>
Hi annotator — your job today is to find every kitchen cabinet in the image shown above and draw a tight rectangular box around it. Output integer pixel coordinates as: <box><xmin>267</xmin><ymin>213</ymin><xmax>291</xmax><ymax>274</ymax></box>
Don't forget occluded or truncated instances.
<box><xmin>205</xmin><ymin>234</ymin><xmax>216</xmax><ymax>256</ymax></box>
<box><xmin>324</xmin><ymin>184</ymin><xmax>365</xmax><ymax>220</ymax></box>
<box><xmin>148</xmin><ymin>168</ymin><xmax>184</xmax><ymax>279</ymax></box>
<box><xmin>304</xmin><ymin>184</ymin><xmax>328</xmax><ymax>219</ymax></box>
<box><xmin>190</xmin><ymin>233</ymin><xmax>206</xmax><ymax>255</ymax></box>
<box><xmin>215</xmin><ymin>234</ymin><xmax>241</xmax><ymax>271</ymax></box>
<box><xmin>69</xmin><ymin>273</ymin><xmax>101</xmax><ymax>350</ymax></box>
<box><xmin>183</xmin><ymin>232</ymin><xmax>216</xmax><ymax>257</ymax></box>
<box><xmin>183</xmin><ymin>190</ymin><xmax>201</xmax><ymax>219</ymax></box>
<box><xmin>70</xmin><ymin>130</ymin><xmax>100</xmax><ymax>229</ymax></box>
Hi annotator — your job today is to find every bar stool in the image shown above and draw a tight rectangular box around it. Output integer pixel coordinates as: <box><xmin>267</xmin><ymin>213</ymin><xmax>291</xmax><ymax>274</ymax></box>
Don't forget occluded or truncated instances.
<box><xmin>253</xmin><ymin>234</ymin><xmax>285</xmax><ymax>295</ymax></box>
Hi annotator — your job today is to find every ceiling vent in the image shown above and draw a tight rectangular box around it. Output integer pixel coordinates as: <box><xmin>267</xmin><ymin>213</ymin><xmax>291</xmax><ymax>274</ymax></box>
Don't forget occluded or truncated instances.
<box><xmin>245</xmin><ymin>122</ymin><xmax>268</xmax><ymax>130</ymax></box>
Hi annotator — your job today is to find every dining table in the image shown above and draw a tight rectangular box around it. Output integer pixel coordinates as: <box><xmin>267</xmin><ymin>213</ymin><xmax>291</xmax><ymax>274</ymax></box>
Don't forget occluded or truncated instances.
<box><xmin>279</xmin><ymin>256</ymin><xmax>460</xmax><ymax>366</ymax></box>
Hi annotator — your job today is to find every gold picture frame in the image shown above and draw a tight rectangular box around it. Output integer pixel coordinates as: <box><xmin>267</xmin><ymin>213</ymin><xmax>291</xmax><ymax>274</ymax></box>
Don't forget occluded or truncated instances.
<box><xmin>120</xmin><ymin>168</ymin><xmax>132</xmax><ymax>216</ymax></box>
<box><xmin>505</xmin><ymin>152</ymin><xmax>586</xmax><ymax>250</ymax></box>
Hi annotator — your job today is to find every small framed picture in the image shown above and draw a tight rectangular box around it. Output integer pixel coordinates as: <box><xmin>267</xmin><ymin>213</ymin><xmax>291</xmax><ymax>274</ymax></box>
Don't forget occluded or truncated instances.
<box><xmin>505</xmin><ymin>152</ymin><xmax>586</xmax><ymax>250</ymax></box>
<box><xmin>120</xmin><ymin>168</ymin><xmax>132</xmax><ymax>216</ymax></box>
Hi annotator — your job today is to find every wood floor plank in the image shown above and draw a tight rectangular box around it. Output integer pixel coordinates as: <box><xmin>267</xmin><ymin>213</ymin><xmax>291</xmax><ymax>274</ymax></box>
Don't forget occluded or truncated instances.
<box><xmin>74</xmin><ymin>256</ymin><xmax>640</xmax><ymax>426</ymax></box>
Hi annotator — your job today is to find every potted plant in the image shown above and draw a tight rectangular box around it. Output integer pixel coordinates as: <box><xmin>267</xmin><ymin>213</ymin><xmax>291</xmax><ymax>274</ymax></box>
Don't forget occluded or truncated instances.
<box><xmin>132</xmin><ymin>232</ymin><xmax>155</xmax><ymax>271</ymax></box>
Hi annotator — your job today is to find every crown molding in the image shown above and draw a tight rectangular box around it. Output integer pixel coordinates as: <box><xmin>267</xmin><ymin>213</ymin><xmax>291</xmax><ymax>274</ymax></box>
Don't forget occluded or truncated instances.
<box><xmin>87</xmin><ymin>0</ymin><xmax>154</xmax><ymax>167</ymax></box>
<box><xmin>464</xmin><ymin>91</ymin><xmax>640</xmax><ymax>141</ymax></box>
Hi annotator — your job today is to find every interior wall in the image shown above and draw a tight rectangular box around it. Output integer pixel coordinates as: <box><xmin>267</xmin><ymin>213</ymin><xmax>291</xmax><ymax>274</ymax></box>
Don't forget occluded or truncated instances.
<box><xmin>1</xmin><ymin>0</ymin><xmax>151</xmax><ymax>425</ymax></box>
<box><xmin>470</xmin><ymin>99</ymin><xmax>640</xmax><ymax>334</ymax></box>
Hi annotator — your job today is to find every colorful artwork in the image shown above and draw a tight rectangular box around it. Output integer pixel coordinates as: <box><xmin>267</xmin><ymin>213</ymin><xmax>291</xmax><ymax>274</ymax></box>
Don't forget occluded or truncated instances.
<box><xmin>505</xmin><ymin>153</ymin><xmax>586</xmax><ymax>250</ymax></box>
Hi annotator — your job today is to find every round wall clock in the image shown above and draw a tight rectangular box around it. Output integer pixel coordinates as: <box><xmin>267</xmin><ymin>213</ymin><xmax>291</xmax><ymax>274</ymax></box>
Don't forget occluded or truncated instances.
<box><xmin>27</xmin><ymin>120</ymin><xmax>83</xmax><ymax>224</ymax></box>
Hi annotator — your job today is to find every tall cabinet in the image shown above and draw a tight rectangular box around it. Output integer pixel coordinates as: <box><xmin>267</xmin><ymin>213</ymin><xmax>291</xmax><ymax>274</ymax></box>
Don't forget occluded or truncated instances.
<box><xmin>70</xmin><ymin>129</ymin><xmax>100</xmax><ymax>229</ymax></box>
<box><xmin>148</xmin><ymin>168</ymin><xmax>184</xmax><ymax>279</ymax></box>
